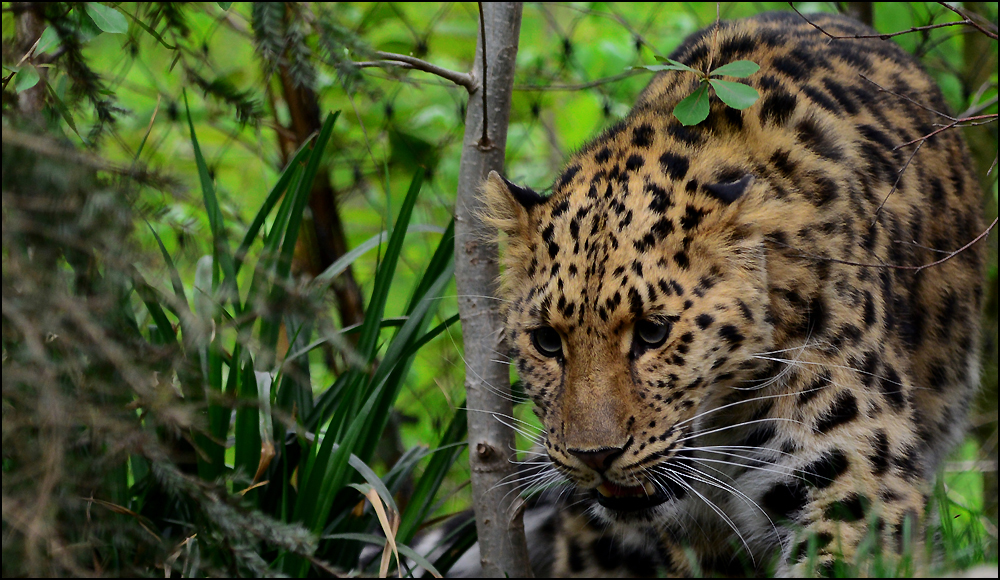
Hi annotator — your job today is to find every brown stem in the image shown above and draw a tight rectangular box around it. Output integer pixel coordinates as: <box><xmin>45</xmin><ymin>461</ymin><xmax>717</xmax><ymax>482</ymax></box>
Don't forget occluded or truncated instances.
<box><xmin>273</xmin><ymin>42</ymin><xmax>366</xmax><ymax>333</ymax></box>
<box><xmin>364</xmin><ymin>51</ymin><xmax>478</xmax><ymax>91</ymax></box>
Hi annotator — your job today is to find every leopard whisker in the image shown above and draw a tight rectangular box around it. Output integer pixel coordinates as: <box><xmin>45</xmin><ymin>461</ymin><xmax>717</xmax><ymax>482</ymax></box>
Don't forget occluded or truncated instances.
<box><xmin>735</xmin><ymin>332</ymin><xmax>822</xmax><ymax>391</ymax></box>
<box><xmin>674</xmin><ymin>390</ymin><xmax>809</xmax><ymax>430</ymax></box>
<box><xmin>666</xmin><ymin>462</ymin><xmax>771</xmax><ymax>524</ymax></box>
<box><xmin>490</xmin><ymin>412</ymin><xmax>546</xmax><ymax>439</ymax></box>
<box><xmin>459</xmin><ymin>407</ymin><xmax>544</xmax><ymax>439</ymax></box>
<box><xmin>736</xmin><ymin>350</ymin><xmax>804</xmax><ymax>391</ymax></box>
<box><xmin>502</xmin><ymin>472</ymin><xmax>568</xmax><ymax>505</ymax></box>
<box><xmin>668</xmin><ymin>463</ymin><xmax>780</xmax><ymax>543</ymax></box>
<box><xmin>683</xmin><ymin>455</ymin><xmax>797</xmax><ymax>482</ymax></box>
<box><xmin>684</xmin><ymin>444</ymin><xmax>795</xmax><ymax>458</ymax></box>
<box><xmin>448</xmin><ymin>293</ymin><xmax>512</xmax><ymax>304</ymax></box>
<box><xmin>442</xmin><ymin>326</ymin><xmax>529</xmax><ymax>404</ymax></box>
<box><xmin>678</xmin><ymin>417</ymin><xmax>803</xmax><ymax>443</ymax></box>
<box><xmin>686</xmin><ymin>456</ymin><xmax>826</xmax><ymax>490</ymax></box>
<box><xmin>750</xmin><ymin>355</ymin><xmax>912</xmax><ymax>392</ymax></box>
<box><xmin>656</xmin><ymin>469</ymin><xmax>756</xmax><ymax>565</ymax></box>
<box><xmin>492</xmin><ymin>461</ymin><xmax>562</xmax><ymax>497</ymax></box>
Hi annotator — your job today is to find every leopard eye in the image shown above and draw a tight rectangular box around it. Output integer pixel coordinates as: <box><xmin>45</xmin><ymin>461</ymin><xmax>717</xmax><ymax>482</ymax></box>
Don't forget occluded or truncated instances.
<box><xmin>531</xmin><ymin>327</ymin><xmax>563</xmax><ymax>358</ymax></box>
<box><xmin>635</xmin><ymin>319</ymin><xmax>671</xmax><ymax>349</ymax></box>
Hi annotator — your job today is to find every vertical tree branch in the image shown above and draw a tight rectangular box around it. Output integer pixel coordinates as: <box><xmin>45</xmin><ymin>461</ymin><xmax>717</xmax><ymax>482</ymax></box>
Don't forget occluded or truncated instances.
<box><xmin>844</xmin><ymin>3</ymin><xmax>874</xmax><ymax>27</ymax></box>
<box><xmin>454</xmin><ymin>3</ymin><xmax>532</xmax><ymax>577</ymax></box>
<box><xmin>13</xmin><ymin>2</ymin><xmax>47</xmax><ymax>120</ymax></box>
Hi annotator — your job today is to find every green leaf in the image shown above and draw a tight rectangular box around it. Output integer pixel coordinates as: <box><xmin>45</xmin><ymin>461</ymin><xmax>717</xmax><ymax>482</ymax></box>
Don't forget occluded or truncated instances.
<box><xmin>652</xmin><ymin>56</ymin><xmax>702</xmax><ymax>74</ymax></box>
<box><xmin>312</xmin><ymin>231</ymin><xmax>387</xmax><ymax>290</ymax></box>
<box><xmin>14</xmin><ymin>66</ymin><xmax>40</xmax><ymax>93</ymax></box>
<box><xmin>218</xmin><ymin>2</ymin><xmax>233</xmax><ymax>9</ymax></box>
<box><xmin>234</xmin><ymin>357</ymin><xmax>261</xmax><ymax>496</ymax></box>
<box><xmin>274</xmin><ymin>111</ymin><xmax>339</xmax><ymax>283</ymax></box>
<box><xmin>257</xmin><ymin>112</ymin><xmax>339</xmax><ymax>365</ymax></box>
<box><xmin>628</xmin><ymin>64</ymin><xmax>687</xmax><ymax>73</ymax></box>
<box><xmin>348</xmin><ymin>455</ymin><xmax>399</xmax><ymax>518</ymax></box>
<box><xmin>45</xmin><ymin>84</ymin><xmax>82</xmax><ymax>140</ymax></box>
<box><xmin>193</xmin><ymin>255</ymin><xmax>215</xmax><ymax>318</ymax></box>
<box><xmin>117</xmin><ymin>6</ymin><xmax>177</xmax><ymax>49</ymax></box>
<box><xmin>710</xmin><ymin>79</ymin><xmax>760</xmax><ymax>110</ymax></box>
<box><xmin>673</xmin><ymin>83</ymin><xmax>711</xmax><ymax>126</ymax></box>
<box><xmin>710</xmin><ymin>60</ymin><xmax>760</xmax><ymax>78</ymax></box>
<box><xmin>85</xmin><ymin>2</ymin><xmax>128</xmax><ymax>34</ymax></box>
<box><xmin>35</xmin><ymin>26</ymin><xmax>61</xmax><ymax>55</ymax></box>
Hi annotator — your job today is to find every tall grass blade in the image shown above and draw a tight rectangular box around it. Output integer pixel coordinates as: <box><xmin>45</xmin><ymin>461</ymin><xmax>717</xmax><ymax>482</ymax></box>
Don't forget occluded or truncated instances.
<box><xmin>183</xmin><ymin>90</ymin><xmax>239</xmax><ymax>314</ymax></box>
<box><xmin>397</xmin><ymin>404</ymin><xmax>466</xmax><ymax>544</ymax></box>
<box><xmin>130</xmin><ymin>266</ymin><xmax>177</xmax><ymax>346</ymax></box>
<box><xmin>146</xmin><ymin>221</ymin><xmax>189</xmax><ymax>311</ymax></box>
<box><xmin>236</xmin><ymin>141</ymin><xmax>315</xmax><ymax>274</ymax></box>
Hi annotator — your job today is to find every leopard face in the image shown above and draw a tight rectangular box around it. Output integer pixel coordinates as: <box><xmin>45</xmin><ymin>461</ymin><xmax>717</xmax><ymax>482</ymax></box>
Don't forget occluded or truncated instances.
<box><xmin>482</xmin><ymin>10</ymin><xmax>985</xmax><ymax>576</ymax></box>
<box><xmin>487</xmin><ymin>149</ymin><xmax>777</xmax><ymax>521</ymax></box>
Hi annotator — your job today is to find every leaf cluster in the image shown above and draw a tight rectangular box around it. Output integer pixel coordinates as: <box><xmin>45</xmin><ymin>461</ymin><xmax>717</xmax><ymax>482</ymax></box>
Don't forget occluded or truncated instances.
<box><xmin>635</xmin><ymin>57</ymin><xmax>760</xmax><ymax>126</ymax></box>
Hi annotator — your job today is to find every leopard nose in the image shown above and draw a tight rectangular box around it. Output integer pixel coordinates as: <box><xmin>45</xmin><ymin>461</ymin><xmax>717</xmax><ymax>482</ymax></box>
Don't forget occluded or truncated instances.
<box><xmin>568</xmin><ymin>445</ymin><xmax>626</xmax><ymax>473</ymax></box>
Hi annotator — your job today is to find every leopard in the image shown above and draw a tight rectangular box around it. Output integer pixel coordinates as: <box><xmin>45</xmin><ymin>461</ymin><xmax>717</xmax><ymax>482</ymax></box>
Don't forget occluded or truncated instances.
<box><xmin>480</xmin><ymin>10</ymin><xmax>986</xmax><ymax>577</ymax></box>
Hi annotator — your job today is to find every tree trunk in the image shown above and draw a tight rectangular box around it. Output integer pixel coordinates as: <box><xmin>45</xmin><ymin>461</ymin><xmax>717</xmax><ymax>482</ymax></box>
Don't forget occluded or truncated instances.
<box><xmin>843</xmin><ymin>3</ymin><xmax>873</xmax><ymax>26</ymax></box>
<box><xmin>454</xmin><ymin>3</ymin><xmax>532</xmax><ymax>577</ymax></box>
<box><xmin>13</xmin><ymin>2</ymin><xmax>47</xmax><ymax>120</ymax></box>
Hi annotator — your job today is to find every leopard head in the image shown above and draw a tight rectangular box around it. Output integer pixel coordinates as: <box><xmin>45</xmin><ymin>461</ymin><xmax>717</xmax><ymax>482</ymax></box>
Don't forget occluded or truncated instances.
<box><xmin>483</xmin><ymin>159</ymin><xmax>777</xmax><ymax>520</ymax></box>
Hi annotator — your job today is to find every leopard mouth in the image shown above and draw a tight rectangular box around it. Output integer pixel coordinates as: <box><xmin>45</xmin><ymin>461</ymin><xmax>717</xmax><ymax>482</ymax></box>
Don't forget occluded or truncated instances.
<box><xmin>593</xmin><ymin>476</ymin><xmax>683</xmax><ymax>512</ymax></box>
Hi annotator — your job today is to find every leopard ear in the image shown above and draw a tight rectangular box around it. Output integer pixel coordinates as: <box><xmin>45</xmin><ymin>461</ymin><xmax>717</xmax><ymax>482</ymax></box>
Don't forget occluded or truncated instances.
<box><xmin>480</xmin><ymin>171</ymin><xmax>540</xmax><ymax>237</ymax></box>
<box><xmin>705</xmin><ymin>173</ymin><xmax>754</xmax><ymax>204</ymax></box>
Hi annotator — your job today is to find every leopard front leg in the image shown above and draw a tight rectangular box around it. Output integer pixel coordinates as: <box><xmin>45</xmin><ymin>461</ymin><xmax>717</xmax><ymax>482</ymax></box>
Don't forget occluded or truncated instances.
<box><xmin>754</xmin><ymin>406</ymin><xmax>930</xmax><ymax>576</ymax></box>
<box><xmin>774</xmin><ymin>468</ymin><xmax>925</xmax><ymax>577</ymax></box>
<box><xmin>550</xmin><ymin>508</ymin><xmax>694</xmax><ymax>577</ymax></box>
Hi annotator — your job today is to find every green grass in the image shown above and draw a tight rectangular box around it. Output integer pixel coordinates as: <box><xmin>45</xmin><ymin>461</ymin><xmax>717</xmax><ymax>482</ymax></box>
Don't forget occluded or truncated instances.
<box><xmin>119</xmin><ymin>102</ymin><xmax>471</xmax><ymax>576</ymax></box>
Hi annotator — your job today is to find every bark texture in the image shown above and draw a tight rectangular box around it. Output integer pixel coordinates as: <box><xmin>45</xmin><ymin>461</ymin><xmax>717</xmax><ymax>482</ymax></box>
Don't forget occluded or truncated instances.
<box><xmin>454</xmin><ymin>3</ymin><xmax>532</xmax><ymax>577</ymax></box>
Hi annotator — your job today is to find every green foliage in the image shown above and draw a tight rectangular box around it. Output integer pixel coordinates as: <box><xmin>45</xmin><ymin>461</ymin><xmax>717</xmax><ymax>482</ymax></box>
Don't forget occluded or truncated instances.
<box><xmin>84</xmin><ymin>2</ymin><xmax>128</xmax><ymax>35</ymax></box>
<box><xmin>2</xmin><ymin>108</ymin><xmax>464</xmax><ymax>575</ymax></box>
<box><xmin>636</xmin><ymin>57</ymin><xmax>760</xmax><ymax>125</ymax></box>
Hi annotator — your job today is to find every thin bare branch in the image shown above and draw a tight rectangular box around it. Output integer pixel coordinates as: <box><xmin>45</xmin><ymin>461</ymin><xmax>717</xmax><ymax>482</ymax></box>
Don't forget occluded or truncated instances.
<box><xmin>870</xmin><ymin>140</ymin><xmax>924</xmax><ymax>227</ymax></box>
<box><xmin>895</xmin><ymin>113</ymin><xmax>998</xmax><ymax>149</ymax></box>
<box><xmin>771</xmin><ymin>217</ymin><xmax>997</xmax><ymax>273</ymax></box>
<box><xmin>790</xmin><ymin>4</ymin><xmax>990</xmax><ymax>41</ymax></box>
<box><xmin>961</xmin><ymin>93</ymin><xmax>998</xmax><ymax>119</ymax></box>
<box><xmin>357</xmin><ymin>50</ymin><xmax>478</xmax><ymax>92</ymax></box>
<box><xmin>860</xmin><ymin>73</ymin><xmax>956</xmax><ymax>121</ymax></box>
<box><xmin>514</xmin><ymin>68</ymin><xmax>646</xmax><ymax>91</ymax></box>
<box><xmin>937</xmin><ymin>2</ymin><xmax>999</xmax><ymax>40</ymax></box>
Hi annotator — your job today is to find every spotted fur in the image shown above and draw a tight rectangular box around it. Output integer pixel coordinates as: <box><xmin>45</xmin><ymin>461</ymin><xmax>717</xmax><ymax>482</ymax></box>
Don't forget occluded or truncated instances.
<box><xmin>482</xmin><ymin>11</ymin><xmax>985</xmax><ymax>577</ymax></box>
